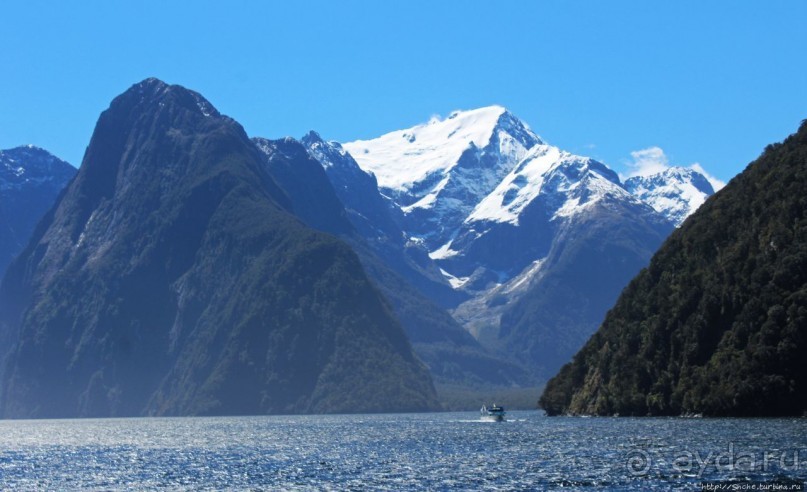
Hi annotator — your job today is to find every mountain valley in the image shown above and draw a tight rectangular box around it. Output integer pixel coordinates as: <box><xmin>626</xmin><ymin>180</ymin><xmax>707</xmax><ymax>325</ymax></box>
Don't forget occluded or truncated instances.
<box><xmin>0</xmin><ymin>81</ymin><xmax>728</xmax><ymax>414</ymax></box>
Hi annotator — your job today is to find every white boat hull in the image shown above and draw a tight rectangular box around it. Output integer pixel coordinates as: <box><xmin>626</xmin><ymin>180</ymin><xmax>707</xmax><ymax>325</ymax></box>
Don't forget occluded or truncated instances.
<box><xmin>480</xmin><ymin>404</ymin><xmax>506</xmax><ymax>422</ymax></box>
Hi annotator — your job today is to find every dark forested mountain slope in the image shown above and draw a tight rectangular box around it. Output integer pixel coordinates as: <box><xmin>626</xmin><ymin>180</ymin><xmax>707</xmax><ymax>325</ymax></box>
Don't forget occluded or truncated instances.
<box><xmin>253</xmin><ymin>136</ymin><xmax>530</xmax><ymax>390</ymax></box>
<box><xmin>0</xmin><ymin>78</ymin><xmax>438</xmax><ymax>418</ymax></box>
<box><xmin>540</xmin><ymin>121</ymin><xmax>807</xmax><ymax>417</ymax></box>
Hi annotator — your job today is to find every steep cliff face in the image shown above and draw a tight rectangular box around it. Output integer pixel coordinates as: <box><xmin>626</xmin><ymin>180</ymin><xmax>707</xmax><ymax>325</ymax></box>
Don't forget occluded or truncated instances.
<box><xmin>303</xmin><ymin>131</ymin><xmax>460</xmax><ymax>308</ymax></box>
<box><xmin>343</xmin><ymin>107</ymin><xmax>677</xmax><ymax>380</ymax></box>
<box><xmin>540</xmin><ymin>121</ymin><xmax>807</xmax><ymax>417</ymax></box>
<box><xmin>255</xmin><ymin>135</ymin><xmax>530</xmax><ymax>390</ymax></box>
<box><xmin>0</xmin><ymin>78</ymin><xmax>438</xmax><ymax>418</ymax></box>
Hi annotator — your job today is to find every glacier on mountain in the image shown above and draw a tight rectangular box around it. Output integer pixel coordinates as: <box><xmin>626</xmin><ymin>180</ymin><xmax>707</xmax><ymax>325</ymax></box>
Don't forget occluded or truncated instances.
<box><xmin>624</xmin><ymin>166</ymin><xmax>716</xmax><ymax>226</ymax></box>
<box><xmin>344</xmin><ymin>105</ymin><xmax>716</xmax><ymax>270</ymax></box>
<box><xmin>313</xmin><ymin>106</ymin><xmax>716</xmax><ymax>379</ymax></box>
<box><xmin>344</xmin><ymin>106</ymin><xmax>542</xmax><ymax>248</ymax></box>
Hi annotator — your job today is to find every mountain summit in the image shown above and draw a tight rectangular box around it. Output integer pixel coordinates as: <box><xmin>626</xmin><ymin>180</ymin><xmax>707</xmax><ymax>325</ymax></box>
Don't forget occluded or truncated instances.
<box><xmin>0</xmin><ymin>145</ymin><xmax>75</xmax><ymax>276</ymax></box>
<box><xmin>344</xmin><ymin>106</ymin><xmax>542</xmax><ymax>248</ymax></box>
<box><xmin>335</xmin><ymin>107</ymin><xmax>687</xmax><ymax>380</ymax></box>
<box><xmin>0</xmin><ymin>79</ymin><xmax>438</xmax><ymax>418</ymax></box>
<box><xmin>625</xmin><ymin>167</ymin><xmax>716</xmax><ymax>226</ymax></box>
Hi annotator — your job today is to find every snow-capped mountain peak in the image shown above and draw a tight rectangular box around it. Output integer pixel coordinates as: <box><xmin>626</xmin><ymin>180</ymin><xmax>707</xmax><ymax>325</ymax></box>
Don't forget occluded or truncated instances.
<box><xmin>299</xmin><ymin>107</ymin><xmax>719</xmax><ymax>385</ymax></box>
<box><xmin>1</xmin><ymin>145</ymin><xmax>75</xmax><ymax>191</ymax></box>
<box><xmin>624</xmin><ymin>166</ymin><xmax>715</xmax><ymax>226</ymax></box>
<box><xmin>344</xmin><ymin>105</ymin><xmax>541</xmax><ymax>194</ymax></box>
<box><xmin>302</xmin><ymin>130</ymin><xmax>355</xmax><ymax>171</ymax></box>
<box><xmin>342</xmin><ymin>106</ymin><xmax>543</xmax><ymax>247</ymax></box>
<box><xmin>0</xmin><ymin>145</ymin><xmax>76</xmax><ymax>277</ymax></box>
<box><xmin>466</xmin><ymin>144</ymin><xmax>630</xmax><ymax>225</ymax></box>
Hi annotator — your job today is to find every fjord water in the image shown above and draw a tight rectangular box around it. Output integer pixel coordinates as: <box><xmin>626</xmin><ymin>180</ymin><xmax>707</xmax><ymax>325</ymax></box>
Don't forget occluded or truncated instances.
<box><xmin>1</xmin><ymin>413</ymin><xmax>804</xmax><ymax>490</ymax></box>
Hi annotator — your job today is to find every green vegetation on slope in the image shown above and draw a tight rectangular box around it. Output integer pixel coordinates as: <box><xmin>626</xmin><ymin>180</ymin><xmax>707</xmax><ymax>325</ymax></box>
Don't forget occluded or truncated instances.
<box><xmin>540</xmin><ymin>120</ymin><xmax>807</xmax><ymax>417</ymax></box>
<box><xmin>0</xmin><ymin>79</ymin><xmax>439</xmax><ymax>418</ymax></box>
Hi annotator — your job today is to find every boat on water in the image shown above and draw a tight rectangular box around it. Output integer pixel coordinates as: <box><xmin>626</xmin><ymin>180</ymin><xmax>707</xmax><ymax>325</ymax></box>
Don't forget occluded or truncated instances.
<box><xmin>480</xmin><ymin>404</ymin><xmax>506</xmax><ymax>422</ymax></box>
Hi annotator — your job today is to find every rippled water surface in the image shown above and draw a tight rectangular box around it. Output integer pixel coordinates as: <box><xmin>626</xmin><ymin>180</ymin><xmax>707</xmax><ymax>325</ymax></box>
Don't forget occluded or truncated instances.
<box><xmin>0</xmin><ymin>412</ymin><xmax>805</xmax><ymax>490</ymax></box>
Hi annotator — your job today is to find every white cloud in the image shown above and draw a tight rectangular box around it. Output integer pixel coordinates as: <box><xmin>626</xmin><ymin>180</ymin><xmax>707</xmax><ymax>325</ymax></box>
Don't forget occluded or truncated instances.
<box><xmin>626</xmin><ymin>146</ymin><xmax>670</xmax><ymax>177</ymax></box>
<box><xmin>625</xmin><ymin>146</ymin><xmax>725</xmax><ymax>191</ymax></box>
<box><xmin>690</xmin><ymin>163</ymin><xmax>726</xmax><ymax>191</ymax></box>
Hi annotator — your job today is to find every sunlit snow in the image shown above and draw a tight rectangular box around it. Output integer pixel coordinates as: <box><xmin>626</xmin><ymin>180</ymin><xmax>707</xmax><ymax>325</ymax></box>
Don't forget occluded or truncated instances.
<box><xmin>625</xmin><ymin>167</ymin><xmax>715</xmax><ymax>226</ymax></box>
<box><xmin>429</xmin><ymin>241</ymin><xmax>460</xmax><ymax>260</ymax></box>
<box><xmin>440</xmin><ymin>268</ymin><xmax>470</xmax><ymax>289</ymax></box>
<box><xmin>344</xmin><ymin>106</ymin><xmax>512</xmax><ymax>192</ymax></box>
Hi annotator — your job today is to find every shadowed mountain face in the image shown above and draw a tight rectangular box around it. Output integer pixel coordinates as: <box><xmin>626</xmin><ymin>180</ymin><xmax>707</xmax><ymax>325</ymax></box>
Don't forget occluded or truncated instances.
<box><xmin>254</xmin><ymin>136</ymin><xmax>531</xmax><ymax>390</ymax></box>
<box><xmin>301</xmin><ymin>131</ymin><xmax>463</xmax><ymax>308</ymax></box>
<box><xmin>339</xmin><ymin>108</ymin><xmax>685</xmax><ymax>384</ymax></box>
<box><xmin>540</xmin><ymin>121</ymin><xmax>807</xmax><ymax>417</ymax></box>
<box><xmin>493</xmin><ymin>196</ymin><xmax>673</xmax><ymax>380</ymax></box>
<box><xmin>0</xmin><ymin>146</ymin><xmax>75</xmax><ymax>277</ymax></box>
<box><xmin>0</xmin><ymin>78</ymin><xmax>438</xmax><ymax>418</ymax></box>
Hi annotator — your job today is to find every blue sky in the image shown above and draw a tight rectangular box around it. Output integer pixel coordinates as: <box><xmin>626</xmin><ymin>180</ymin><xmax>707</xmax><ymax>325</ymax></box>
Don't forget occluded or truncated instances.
<box><xmin>2</xmin><ymin>0</ymin><xmax>805</xmax><ymax>183</ymax></box>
